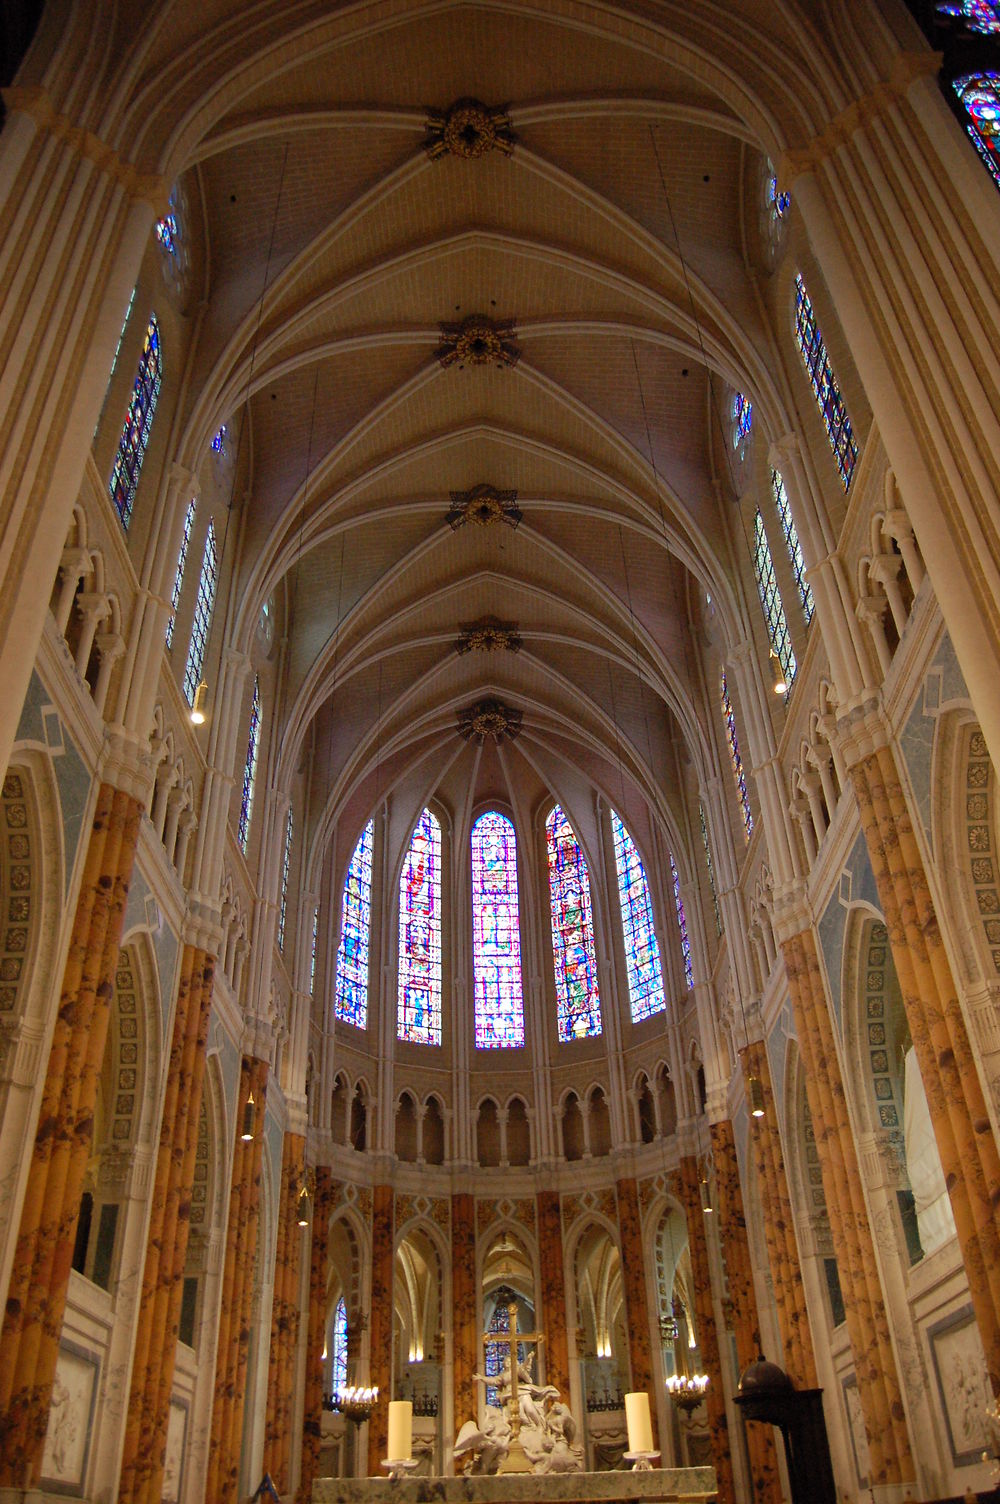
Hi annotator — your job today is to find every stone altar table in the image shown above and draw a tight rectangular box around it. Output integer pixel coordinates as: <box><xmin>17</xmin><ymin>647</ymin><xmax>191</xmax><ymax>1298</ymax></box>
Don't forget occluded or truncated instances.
<box><xmin>313</xmin><ymin>1466</ymin><xmax>716</xmax><ymax>1503</ymax></box>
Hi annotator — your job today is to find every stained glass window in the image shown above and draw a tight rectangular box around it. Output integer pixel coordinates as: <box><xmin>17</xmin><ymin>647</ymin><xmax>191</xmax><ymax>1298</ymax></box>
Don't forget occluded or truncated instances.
<box><xmin>794</xmin><ymin>275</ymin><xmax>858</xmax><ymax>491</ymax></box>
<box><xmin>471</xmin><ymin>811</ymin><xmax>525</xmax><ymax>1049</ymax></box>
<box><xmin>953</xmin><ymin>72</ymin><xmax>1000</xmax><ymax>189</ymax></box>
<box><xmin>699</xmin><ymin>802</ymin><xmax>722</xmax><ymax>936</ymax></box>
<box><xmin>166</xmin><ymin>498</ymin><xmax>196</xmax><ymax>649</ymax></box>
<box><xmin>722</xmin><ymin>672</ymin><xmax>753</xmax><ymax>840</ymax></box>
<box><xmin>767</xmin><ymin>171</ymin><xmax>791</xmax><ymax>219</ymax></box>
<box><xmin>484</xmin><ymin>1299</ymin><xmax>527</xmax><ymax>1409</ymax></box>
<box><xmin>95</xmin><ymin>287</ymin><xmax>136</xmax><ymax>440</ymax></box>
<box><xmin>732</xmin><ymin>392</ymin><xmax>753</xmax><ymax>455</ymax></box>
<box><xmin>211</xmin><ymin>424</ymin><xmax>228</xmax><ymax>453</ymax></box>
<box><xmin>278</xmin><ymin>805</ymin><xmax>293</xmax><ymax>952</ymax></box>
<box><xmin>938</xmin><ymin>1</ymin><xmax>1000</xmax><ymax>31</ymax></box>
<box><xmin>156</xmin><ymin>194</ymin><xmax>181</xmax><ymax>258</ymax></box>
<box><xmin>237</xmin><ymin>676</ymin><xmax>261</xmax><ymax>854</ymax></box>
<box><xmin>109</xmin><ymin>314</ymin><xmax>161</xmax><ymax>528</ymax></box>
<box><xmin>669</xmin><ymin>853</ymin><xmax>693</xmax><ymax>990</ymax></box>
<box><xmin>610</xmin><ymin>811</ymin><xmax>665</xmax><ymax>1023</ymax></box>
<box><xmin>331</xmin><ymin>1296</ymin><xmax>348</xmax><ymax>1393</ymax></box>
<box><xmin>753</xmin><ymin>509</ymin><xmax>797</xmax><ymax>688</ymax></box>
<box><xmin>310</xmin><ymin>904</ymin><xmax>320</xmax><ymax>996</ymax></box>
<box><xmin>771</xmin><ymin>470</ymin><xmax>815</xmax><ymax>624</ymax></box>
<box><xmin>397</xmin><ymin>808</ymin><xmax>442</xmax><ymax>1045</ymax></box>
<box><xmin>545</xmin><ymin>805</ymin><xmax>602</xmax><ymax>1041</ymax></box>
<box><xmin>183</xmin><ymin>519</ymin><xmax>217</xmax><ymax>704</ymax></box>
<box><xmin>335</xmin><ymin>820</ymin><xmax>373</xmax><ymax>1028</ymax></box>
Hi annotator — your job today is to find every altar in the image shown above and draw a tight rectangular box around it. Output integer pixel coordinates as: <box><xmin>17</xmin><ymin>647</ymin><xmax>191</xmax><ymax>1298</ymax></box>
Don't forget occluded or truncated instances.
<box><xmin>313</xmin><ymin>1465</ymin><xmax>717</xmax><ymax>1503</ymax></box>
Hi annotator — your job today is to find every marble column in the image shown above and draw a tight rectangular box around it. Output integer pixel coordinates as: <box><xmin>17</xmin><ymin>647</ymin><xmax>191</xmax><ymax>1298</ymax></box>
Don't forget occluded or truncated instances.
<box><xmin>451</xmin><ymin>1192</ymin><xmax>477</xmax><ymax>1433</ymax></box>
<box><xmin>205</xmin><ymin>1054</ymin><xmax>270</xmax><ymax>1501</ymax></box>
<box><xmin>782</xmin><ymin>930</ymin><xmax>914</xmax><ymax>1485</ymax></box>
<box><xmin>709</xmin><ymin>1119</ymin><xmax>783</xmax><ymax>1504</ymax></box>
<box><xmin>0</xmin><ymin>783</ymin><xmax>142</xmax><ymax>1489</ymax></box>
<box><xmin>367</xmin><ymin>1184</ymin><xmax>394</xmax><ymax>1475</ymax></box>
<box><xmin>852</xmin><ymin>745</ymin><xmax>1000</xmax><ymax>1393</ymax></box>
<box><xmin>678</xmin><ymin>1156</ymin><xmax>734</xmax><ymax>1504</ymax></box>
<box><xmin>615</xmin><ymin>1177</ymin><xmax>657</xmax><ymax>1451</ymax></box>
<box><xmin>536</xmin><ymin>1189</ymin><xmax>570</xmax><ymax>1400</ymax></box>
<box><xmin>741</xmin><ymin>1041</ymin><xmax>817</xmax><ymax>1389</ymax></box>
<box><xmin>298</xmin><ymin>1168</ymin><xmax>333</xmax><ymax>1504</ymax></box>
<box><xmin>264</xmin><ymin>1133</ymin><xmax>306</xmax><ymax>1493</ymax></box>
<box><xmin>119</xmin><ymin>945</ymin><xmax>216</xmax><ymax>1504</ymax></box>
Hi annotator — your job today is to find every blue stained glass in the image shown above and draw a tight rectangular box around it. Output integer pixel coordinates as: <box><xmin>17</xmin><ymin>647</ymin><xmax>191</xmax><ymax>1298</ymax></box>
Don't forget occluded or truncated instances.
<box><xmin>238</xmin><ymin>676</ymin><xmax>261</xmax><ymax>854</ymax></box>
<box><xmin>484</xmin><ymin>1300</ymin><xmax>527</xmax><ymax>1410</ymax></box>
<box><xmin>546</xmin><ymin>805</ymin><xmax>602</xmax><ymax>1041</ymax></box>
<box><xmin>754</xmin><ymin>510</ymin><xmax>797</xmax><ymax>689</ymax></box>
<box><xmin>732</xmin><ymin>392</ymin><xmax>753</xmax><ymax>453</ymax></box>
<box><xmin>610</xmin><ymin>811</ymin><xmax>665</xmax><ymax>1023</ymax></box>
<box><xmin>669</xmin><ymin>852</ymin><xmax>693</xmax><ymax>991</ymax></box>
<box><xmin>768</xmin><ymin>173</ymin><xmax>791</xmax><ymax>218</ymax></box>
<box><xmin>397</xmin><ymin>808</ymin><xmax>442</xmax><ymax>1045</ymax></box>
<box><xmin>211</xmin><ymin>424</ymin><xmax>228</xmax><ymax>453</ymax></box>
<box><xmin>166</xmin><ymin>497</ymin><xmax>196</xmax><ymax>649</ymax></box>
<box><xmin>938</xmin><ymin>1</ymin><xmax>1000</xmax><ymax>31</ymax></box>
<box><xmin>953</xmin><ymin>72</ymin><xmax>1000</xmax><ymax>190</ymax></box>
<box><xmin>699</xmin><ymin>803</ymin><xmax>722</xmax><ymax>936</ymax></box>
<box><xmin>183</xmin><ymin>519</ymin><xmax>216</xmax><ymax>704</ymax></box>
<box><xmin>310</xmin><ymin>904</ymin><xmax>319</xmax><ymax>996</ymax></box>
<box><xmin>471</xmin><ymin>811</ymin><xmax>525</xmax><ymax>1049</ymax></box>
<box><xmin>771</xmin><ymin>470</ymin><xmax>815</xmax><ymax>624</ymax></box>
<box><xmin>794</xmin><ymin>275</ymin><xmax>857</xmax><ymax>491</ymax></box>
<box><xmin>109</xmin><ymin>314</ymin><xmax>161</xmax><ymax>528</ymax></box>
<box><xmin>335</xmin><ymin>820</ymin><xmax>374</xmax><ymax>1028</ymax></box>
<box><xmin>721</xmin><ymin>672</ymin><xmax>753</xmax><ymax>840</ymax></box>
<box><xmin>331</xmin><ymin>1297</ymin><xmax>348</xmax><ymax>1392</ymax></box>
<box><xmin>279</xmin><ymin>805</ymin><xmax>293</xmax><ymax>952</ymax></box>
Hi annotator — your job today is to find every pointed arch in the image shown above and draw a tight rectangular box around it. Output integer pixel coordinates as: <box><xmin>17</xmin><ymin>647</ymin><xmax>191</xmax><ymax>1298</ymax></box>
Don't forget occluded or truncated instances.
<box><xmin>397</xmin><ymin>807</ymin><xmax>442</xmax><ymax>1045</ymax></box>
<box><xmin>108</xmin><ymin>313</ymin><xmax>161</xmax><ymax>528</ymax></box>
<box><xmin>545</xmin><ymin>803</ymin><xmax>602</xmax><ymax>1041</ymax></box>
<box><xmin>471</xmin><ymin>811</ymin><xmax>525</xmax><ymax>1049</ymax></box>
<box><xmin>335</xmin><ymin>820</ymin><xmax>374</xmax><ymax>1029</ymax></box>
<box><xmin>610</xmin><ymin>810</ymin><xmax>665</xmax><ymax>1023</ymax></box>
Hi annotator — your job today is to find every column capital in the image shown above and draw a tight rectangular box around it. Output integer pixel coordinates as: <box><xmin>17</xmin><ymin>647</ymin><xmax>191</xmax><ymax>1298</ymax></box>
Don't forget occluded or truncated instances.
<box><xmin>767</xmin><ymin>432</ymin><xmax>801</xmax><ymax>473</ymax></box>
<box><xmin>834</xmin><ymin>695</ymin><xmax>890</xmax><ymax>768</ymax></box>
<box><xmin>770</xmin><ymin>879</ymin><xmax>813</xmax><ymax>943</ymax></box>
<box><xmin>98</xmin><ymin>729</ymin><xmax>155</xmax><ymax>805</ymax></box>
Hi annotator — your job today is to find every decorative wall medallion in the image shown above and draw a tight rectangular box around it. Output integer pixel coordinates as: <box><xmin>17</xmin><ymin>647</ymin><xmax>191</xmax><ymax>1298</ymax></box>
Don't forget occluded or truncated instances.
<box><xmin>456</xmin><ymin>617</ymin><xmax>522</xmax><ymax>655</ymax></box>
<box><xmin>457</xmin><ymin>697</ymin><xmax>523</xmax><ymax>745</ymax></box>
<box><xmin>435</xmin><ymin>315</ymin><xmax>520</xmax><ymax>370</ymax></box>
<box><xmin>425</xmin><ymin>99</ymin><xmax>515</xmax><ymax>159</ymax></box>
<box><xmin>447</xmin><ymin>484</ymin><xmax>521</xmax><ymax>530</ymax></box>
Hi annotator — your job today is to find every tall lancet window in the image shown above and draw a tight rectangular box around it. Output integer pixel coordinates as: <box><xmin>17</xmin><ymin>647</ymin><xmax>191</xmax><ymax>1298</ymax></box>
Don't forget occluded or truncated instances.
<box><xmin>335</xmin><ymin>819</ymin><xmax>374</xmax><ymax>1028</ymax></box>
<box><xmin>610</xmin><ymin>811</ymin><xmax>665</xmax><ymax>1023</ymax></box>
<box><xmin>330</xmin><ymin>1297</ymin><xmax>348</xmax><ymax>1392</ymax></box>
<box><xmin>183</xmin><ymin>519</ymin><xmax>217</xmax><ymax>704</ymax></box>
<box><xmin>166</xmin><ymin>498</ymin><xmax>196</xmax><ymax>649</ymax></box>
<box><xmin>397</xmin><ymin>808</ymin><xmax>442</xmax><ymax>1045</ymax></box>
<box><xmin>721</xmin><ymin>671</ymin><xmax>753</xmax><ymax>840</ymax></box>
<box><xmin>669</xmin><ymin>852</ymin><xmax>693</xmax><ymax>990</ymax></box>
<box><xmin>237</xmin><ymin>676</ymin><xmax>261</xmax><ymax>854</ymax></box>
<box><xmin>953</xmin><ymin>71</ymin><xmax>1000</xmax><ymax>189</ymax></box>
<box><xmin>771</xmin><ymin>470</ymin><xmax>815</xmax><ymax>624</ymax></box>
<box><xmin>471</xmin><ymin>811</ymin><xmax>525</xmax><ymax>1049</ymax></box>
<box><xmin>753</xmin><ymin>509</ymin><xmax>796</xmax><ymax>688</ymax></box>
<box><xmin>545</xmin><ymin>804</ymin><xmax>602</xmax><ymax>1040</ymax></box>
<box><xmin>109</xmin><ymin>313</ymin><xmax>162</xmax><ymax>528</ymax></box>
<box><xmin>793</xmin><ymin>275</ymin><xmax>857</xmax><ymax>491</ymax></box>
<box><xmin>278</xmin><ymin>805</ymin><xmax>293</xmax><ymax>952</ymax></box>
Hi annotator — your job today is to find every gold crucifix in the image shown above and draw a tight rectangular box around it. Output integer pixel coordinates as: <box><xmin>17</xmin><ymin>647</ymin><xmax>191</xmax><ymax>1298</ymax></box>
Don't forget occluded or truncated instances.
<box><xmin>480</xmin><ymin>1295</ymin><xmax>545</xmax><ymax>1437</ymax></box>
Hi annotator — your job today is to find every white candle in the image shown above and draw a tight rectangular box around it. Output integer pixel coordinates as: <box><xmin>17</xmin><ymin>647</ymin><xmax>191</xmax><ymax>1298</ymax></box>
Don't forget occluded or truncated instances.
<box><xmin>625</xmin><ymin>1391</ymin><xmax>653</xmax><ymax>1454</ymax></box>
<box><xmin>387</xmin><ymin>1399</ymin><xmax>412</xmax><ymax>1461</ymax></box>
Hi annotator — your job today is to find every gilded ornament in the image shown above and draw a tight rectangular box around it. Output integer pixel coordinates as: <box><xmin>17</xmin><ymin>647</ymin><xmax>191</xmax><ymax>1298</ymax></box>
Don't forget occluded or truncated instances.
<box><xmin>425</xmin><ymin>99</ymin><xmax>515</xmax><ymax>160</ymax></box>
<box><xmin>456</xmin><ymin>697</ymin><xmax>523</xmax><ymax>745</ymax></box>
<box><xmin>447</xmin><ymin>483</ymin><xmax>521</xmax><ymax>530</ymax></box>
<box><xmin>455</xmin><ymin>617</ymin><xmax>522</xmax><ymax>655</ymax></box>
<box><xmin>435</xmin><ymin>314</ymin><xmax>520</xmax><ymax>370</ymax></box>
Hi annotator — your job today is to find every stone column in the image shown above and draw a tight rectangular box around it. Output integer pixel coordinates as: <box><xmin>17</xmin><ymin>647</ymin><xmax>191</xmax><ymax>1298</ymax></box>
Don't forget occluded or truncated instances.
<box><xmin>709</xmin><ymin>1118</ymin><xmax>783</xmax><ymax>1504</ymax></box>
<box><xmin>851</xmin><ymin>742</ymin><xmax>1000</xmax><ymax>1392</ymax></box>
<box><xmin>205</xmin><ymin>1054</ymin><xmax>270</xmax><ymax>1501</ymax></box>
<box><xmin>781</xmin><ymin>929</ymin><xmax>914</xmax><ymax>1485</ymax></box>
<box><xmin>536</xmin><ymin>1189</ymin><xmax>570</xmax><ymax>1400</ymax></box>
<box><xmin>451</xmin><ymin>1191</ymin><xmax>477</xmax><ymax>1433</ymax></box>
<box><xmin>263</xmin><ymin>1133</ymin><xmax>306</xmax><ymax>1494</ymax></box>
<box><xmin>678</xmin><ymin>1155</ymin><xmax>735</xmax><ymax>1504</ymax></box>
<box><xmin>614</xmin><ymin>1177</ymin><xmax>657</xmax><ymax>1451</ymax></box>
<box><xmin>298</xmin><ymin>1168</ymin><xmax>333</xmax><ymax>1504</ymax></box>
<box><xmin>118</xmin><ymin>944</ymin><xmax>216</xmax><ymax>1504</ymax></box>
<box><xmin>741</xmin><ymin>1041</ymin><xmax>817</xmax><ymax>1389</ymax></box>
<box><xmin>367</xmin><ymin>1184</ymin><xmax>394</xmax><ymax>1475</ymax></box>
<box><xmin>0</xmin><ymin>781</ymin><xmax>143</xmax><ymax>1489</ymax></box>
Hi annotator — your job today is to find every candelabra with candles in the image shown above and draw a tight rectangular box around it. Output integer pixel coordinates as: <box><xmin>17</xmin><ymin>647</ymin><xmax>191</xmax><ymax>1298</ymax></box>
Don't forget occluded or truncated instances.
<box><xmin>332</xmin><ymin>1384</ymin><xmax>379</xmax><ymax>1425</ymax></box>
<box><xmin>666</xmin><ymin>1373</ymin><xmax>710</xmax><ymax>1416</ymax></box>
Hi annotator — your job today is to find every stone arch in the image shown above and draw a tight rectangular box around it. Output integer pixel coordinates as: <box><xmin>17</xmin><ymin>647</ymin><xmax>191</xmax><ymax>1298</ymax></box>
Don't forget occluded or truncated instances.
<box><xmin>331</xmin><ymin>1071</ymin><xmax>350</xmax><ymax>1144</ymax></box>
<box><xmin>560</xmin><ymin>1088</ymin><xmax>584</xmax><ymax>1161</ymax></box>
<box><xmin>476</xmin><ymin>1096</ymin><xmax>501</xmax><ymax>1168</ymax></box>
<box><xmin>421</xmin><ymin>1093</ymin><xmax>446</xmax><ymax>1164</ymax></box>
<box><xmin>505</xmin><ymin>1095</ymin><xmax>530</xmax><ymax>1166</ymax></box>
<box><xmin>393</xmin><ymin>1216</ymin><xmax>448</xmax><ymax>1421</ymax></box>
<box><xmin>650</xmin><ymin>1196</ymin><xmax>697</xmax><ymax>1371</ymax></box>
<box><xmin>634</xmin><ymin>1069</ymin><xmax>656</xmax><ymax>1144</ymax></box>
<box><xmin>395</xmin><ymin>1089</ymin><xmax>418</xmax><ymax>1162</ymax></box>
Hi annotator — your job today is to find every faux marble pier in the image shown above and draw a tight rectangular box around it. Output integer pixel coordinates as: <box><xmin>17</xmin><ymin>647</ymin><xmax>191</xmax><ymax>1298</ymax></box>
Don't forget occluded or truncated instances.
<box><xmin>314</xmin><ymin>1467</ymin><xmax>716</xmax><ymax>1504</ymax></box>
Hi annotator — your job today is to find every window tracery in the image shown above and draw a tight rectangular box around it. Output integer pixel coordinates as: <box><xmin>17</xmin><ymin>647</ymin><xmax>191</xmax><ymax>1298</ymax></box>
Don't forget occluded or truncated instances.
<box><xmin>237</xmin><ymin>676</ymin><xmax>260</xmax><ymax>854</ymax></box>
<box><xmin>397</xmin><ymin>808</ymin><xmax>442</xmax><ymax>1045</ymax></box>
<box><xmin>331</xmin><ymin>1296</ymin><xmax>348</xmax><ymax>1392</ymax></box>
<box><xmin>278</xmin><ymin>806</ymin><xmax>293</xmax><ymax>952</ymax></box>
<box><xmin>545</xmin><ymin>804</ymin><xmax>602</xmax><ymax>1041</ymax></box>
<box><xmin>610</xmin><ymin>811</ymin><xmax>665</xmax><ymax>1022</ymax></box>
<box><xmin>753</xmin><ymin>509</ymin><xmax>797</xmax><ymax>689</ymax></box>
<box><xmin>669</xmin><ymin>853</ymin><xmax>693</xmax><ymax>991</ymax></box>
<box><xmin>109</xmin><ymin>314</ymin><xmax>161</xmax><ymax>529</ymax></box>
<box><xmin>952</xmin><ymin>72</ymin><xmax>1000</xmax><ymax>189</ymax></box>
<box><xmin>183</xmin><ymin>519</ymin><xmax>216</xmax><ymax>705</ymax></box>
<box><xmin>335</xmin><ymin>820</ymin><xmax>374</xmax><ymax>1028</ymax></box>
<box><xmin>794</xmin><ymin>274</ymin><xmax>858</xmax><ymax>491</ymax></box>
<box><xmin>771</xmin><ymin>470</ymin><xmax>815</xmax><ymax>624</ymax></box>
<box><xmin>731</xmin><ymin>392</ymin><xmax>753</xmax><ymax>458</ymax></box>
<box><xmin>166</xmin><ymin>498</ymin><xmax>196</xmax><ymax>649</ymax></box>
<box><xmin>471</xmin><ymin>811</ymin><xmax>525</xmax><ymax>1049</ymax></box>
<box><xmin>721</xmin><ymin>672</ymin><xmax>753</xmax><ymax>840</ymax></box>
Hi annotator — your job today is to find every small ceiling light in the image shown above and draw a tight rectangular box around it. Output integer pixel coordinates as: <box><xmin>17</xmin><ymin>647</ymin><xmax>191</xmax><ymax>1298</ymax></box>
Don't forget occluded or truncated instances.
<box><xmin>297</xmin><ymin>1184</ymin><xmax>310</xmax><ymax>1228</ymax></box>
<box><xmin>700</xmin><ymin>1177</ymin><xmax>713</xmax><ymax>1214</ymax></box>
<box><xmin>769</xmin><ymin>650</ymin><xmax>787</xmax><ymax>697</ymax></box>
<box><xmin>748</xmin><ymin>1075</ymin><xmax>766</xmax><ymax>1118</ymax></box>
<box><xmin>190</xmin><ymin>680</ymin><xmax>208</xmax><ymax>725</ymax></box>
<box><xmin>241</xmin><ymin>1090</ymin><xmax>256</xmax><ymax>1141</ymax></box>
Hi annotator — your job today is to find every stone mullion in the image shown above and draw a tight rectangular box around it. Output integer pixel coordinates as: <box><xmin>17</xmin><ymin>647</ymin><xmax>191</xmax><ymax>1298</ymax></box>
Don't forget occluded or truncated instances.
<box><xmin>743</xmin><ymin>1041</ymin><xmax>817</xmax><ymax>1388</ymax></box>
<box><xmin>140</xmin><ymin>951</ymin><xmax>216</xmax><ymax>1504</ymax></box>
<box><xmin>709</xmin><ymin>1119</ymin><xmax>783</xmax><ymax>1504</ymax></box>
<box><xmin>264</xmin><ymin>1132</ymin><xmax>306</xmax><ymax>1493</ymax></box>
<box><xmin>614</xmin><ymin>1177</ymin><xmax>657</xmax><ymax>1450</ymax></box>
<box><xmin>367</xmin><ymin>1184</ymin><xmax>394</xmax><ymax>1475</ymax></box>
<box><xmin>451</xmin><ymin>1192</ymin><xmax>477</xmax><ymax>1434</ymax></box>
<box><xmin>785</xmin><ymin>932</ymin><xmax>913</xmax><ymax>1484</ymax></box>
<box><xmin>678</xmin><ymin>1155</ymin><xmax>734</xmax><ymax>1504</ymax></box>
<box><xmin>536</xmin><ymin>1190</ymin><xmax>569</xmax><ymax>1400</ymax></box>
<box><xmin>0</xmin><ymin>783</ymin><xmax>141</xmax><ymax>1489</ymax></box>
<box><xmin>854</xmin><ymin>748</ymin><xmax>1000</xmax><ymax>1387</ymax></box>
<box><xmin>298</xmin><ymin>1167</ymin><xmax>333</xmax><ymax>1504</ymax></box>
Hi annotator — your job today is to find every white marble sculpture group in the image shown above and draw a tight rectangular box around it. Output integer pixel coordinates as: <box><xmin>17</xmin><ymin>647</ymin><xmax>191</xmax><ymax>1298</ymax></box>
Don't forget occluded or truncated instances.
<box><xmin>454</xmin><ymin>1355</ymin><xmax>584</xmax><ymax>1475</ymax></box>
